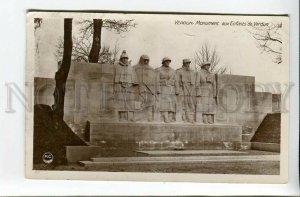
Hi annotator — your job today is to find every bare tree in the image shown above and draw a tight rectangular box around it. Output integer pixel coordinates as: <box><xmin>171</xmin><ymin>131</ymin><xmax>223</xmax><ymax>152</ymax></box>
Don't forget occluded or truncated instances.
<box><xmin>194</xmin><ymin>43</ymin><xmax>229</xmax><ymax>74</ymax></box>
<box><xmin>55</xmin><ymin>36</ymin><xmax>90</xmax><ymax>63</ymax></box>
<box><xmin>247</xmin><ymin>23</ymin><xmax>283</xmax><ymax>64</ymax></box>
<box><xmin>111</xmin><ymin>39</ymin><xmax>120</xmax><ymax>64</ymax></box>
<box><xmin>88</xmin><ymin>19</ymin><xmax>103</xmax><ymax>62</ymax></box>
<box><xmin>52</xmin><ymin>18</ymin><xmax>73</xmax><ymax>122</ymax></box>
<box><xmin>77</xmin><ymin>19</ymin><xmax>136</xmax><ymax>63</ymax></box>
<box><xmin>34</xmin><ymin>18</ymin><xmax>43</xmax><ymax>55</ymax></box>
<box><xmin>98</xmin><ymin>45</ymin><xmax>114</xmax><ymax>64</ymax></box>
<box><xmin>55</xmin><ymin>35</ymin><xmax>118</xmax><ymax>64</ymax></box>
<box><xmin>34</xmin><ymin>18</ymin><xmax>43</xmax><ymax>30</ymax></box>
<box><xmin>55</xmin><ymin>19</ymin><xmax>135</xmax><ymax>64</ymax></box>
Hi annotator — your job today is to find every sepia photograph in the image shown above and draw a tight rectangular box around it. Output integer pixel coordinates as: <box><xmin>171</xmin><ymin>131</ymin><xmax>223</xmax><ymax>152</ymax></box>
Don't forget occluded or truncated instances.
<box><xmin>25</xmin><ymin>11</ymin><xmax>290</xmax><ymax>182</ymax></box>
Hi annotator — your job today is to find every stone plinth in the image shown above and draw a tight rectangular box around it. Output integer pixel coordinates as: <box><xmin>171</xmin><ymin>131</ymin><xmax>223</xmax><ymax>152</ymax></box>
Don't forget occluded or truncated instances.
<box><xmin>89</xmin><ymin>122</ymin><xmax>242</xmax><ymax>150</ymax></box>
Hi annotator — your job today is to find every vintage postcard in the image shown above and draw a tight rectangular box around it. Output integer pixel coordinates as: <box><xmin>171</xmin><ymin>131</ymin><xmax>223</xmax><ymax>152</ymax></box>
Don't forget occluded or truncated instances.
<box><xmin>25</xmin><ymin>11</ymin><xmax>290</xmax><ymax>183</ymax></box>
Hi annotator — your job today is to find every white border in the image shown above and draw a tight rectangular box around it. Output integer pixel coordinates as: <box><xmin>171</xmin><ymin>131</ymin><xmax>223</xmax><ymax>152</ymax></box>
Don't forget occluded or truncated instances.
<box><xmin>0</xmin><ymin>0</ymin><xmax>299</xmax><ymax>195</ymax></box>
<box><xmin>25</xmin><ymin>11</ymin><xmax>290</xmax><ymax>184</ymax></box>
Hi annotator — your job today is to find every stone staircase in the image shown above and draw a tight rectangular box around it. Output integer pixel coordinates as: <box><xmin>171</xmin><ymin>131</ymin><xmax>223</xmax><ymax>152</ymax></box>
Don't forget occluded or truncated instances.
<box><xmin>79</xmin><ymin>151</ymin><xmax>280</xmax><ymax>167</ymax></box>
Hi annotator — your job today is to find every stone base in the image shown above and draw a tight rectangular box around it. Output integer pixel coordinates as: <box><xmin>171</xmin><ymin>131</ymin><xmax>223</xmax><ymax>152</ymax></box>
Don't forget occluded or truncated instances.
<box><xmin>89</xmin><ymin>122</ymin><xmax>242</xmax><ymax>150</ymax></box>
<box><xmin>251</xmin><ymin>142</ymin><xmax>280</xmax><ymax>153</ymax></box>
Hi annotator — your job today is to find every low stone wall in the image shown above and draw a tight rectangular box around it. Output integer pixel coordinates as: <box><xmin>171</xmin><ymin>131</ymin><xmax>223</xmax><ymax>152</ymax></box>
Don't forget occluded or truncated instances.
<box><xmin>90</xmin><ymin>122</ymin><xmax>242</xmax><ymax>150</ymax></box>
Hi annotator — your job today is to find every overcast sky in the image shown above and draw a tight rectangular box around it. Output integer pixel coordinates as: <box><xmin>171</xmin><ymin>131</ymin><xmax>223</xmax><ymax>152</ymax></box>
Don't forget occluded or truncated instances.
<box><xmin>32</xmin><ymin>13</ymin><xmax>289</xmax><ymax>93</ymax></box>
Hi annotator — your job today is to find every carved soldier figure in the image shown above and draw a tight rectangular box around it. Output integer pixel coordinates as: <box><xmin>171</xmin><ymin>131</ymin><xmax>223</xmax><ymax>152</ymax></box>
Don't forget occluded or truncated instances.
<box><xmin>113</xmin><ymin>50</ymin><xmax>138</xmax><ymax>121</ymax></box>
<box><xmin>195</xmin><ymin>61</ymin><xmax>217</xmax><ymax>124</ymax></box>
<box><xmin>133</xmin><ymin>55</ymin><xmax>156</xmax><ymax>121</ymax></box>
<box><xmin>176</xmin><ymin>59</ymin><xmax>196</xmax><ymax>123</ymax></box>
<box><xmin>155</xmin><ymin>57</ymin><xmax>179</xmax><ymax>123</ymax></box>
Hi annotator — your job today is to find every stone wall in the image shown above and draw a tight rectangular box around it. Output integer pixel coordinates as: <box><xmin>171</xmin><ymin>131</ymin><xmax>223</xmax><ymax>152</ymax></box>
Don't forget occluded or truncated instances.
<box><xmin>34</xmin><ymin>62</ymin><xmax>274</xmax><ymax>139</ymax></box>
<box><xmin>272</xmin><ymin>94</ymin><xmax>281</xmax><ymax>113</ymax></box>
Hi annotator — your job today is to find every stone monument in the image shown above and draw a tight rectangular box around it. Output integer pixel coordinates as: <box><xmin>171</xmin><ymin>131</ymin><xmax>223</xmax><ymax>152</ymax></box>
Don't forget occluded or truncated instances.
<box><xmin>34</xmin><ymin>53</ymin><xmax>277</xmax><ymax>159</ymax></box>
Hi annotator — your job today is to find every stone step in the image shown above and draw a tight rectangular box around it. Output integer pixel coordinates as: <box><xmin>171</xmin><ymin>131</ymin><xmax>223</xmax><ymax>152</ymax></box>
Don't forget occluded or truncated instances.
<box><xmin>137</xmin><ymin>150</ymin><xmax>247</xmax><ymax>155</ymax></box>
<box><xmin>79</xmin><ymin>154</ymin><xmax>280</xmax><ymax>166</ymax></box>
<box><xmin>251</xmin><ymin>142</ymin><xmax>280</xmax><ymax>153</ymax></box>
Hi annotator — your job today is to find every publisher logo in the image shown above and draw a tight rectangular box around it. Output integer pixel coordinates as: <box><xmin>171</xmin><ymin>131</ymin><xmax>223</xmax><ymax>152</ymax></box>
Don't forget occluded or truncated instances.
<box><xmin>42</xmin><ymin>152</ymin><xmax>54</xmax><ymax>164</ymax></box>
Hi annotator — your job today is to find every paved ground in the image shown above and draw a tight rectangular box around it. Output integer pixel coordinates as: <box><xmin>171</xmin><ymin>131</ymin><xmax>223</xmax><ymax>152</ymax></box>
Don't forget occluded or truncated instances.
<box><xmin>33</xmin><ymin>150</ymin><xmax>280</xmax><ymax>175</ymax></box>
<box><xmin>35</xmin><ymin>160</ymin><xmax>279</xmax><ymax>175</ymax></box>
<box><xmin>84</xmin><ymin>154</ymin><xmax>279</xmax><ymax>164</ymax></box>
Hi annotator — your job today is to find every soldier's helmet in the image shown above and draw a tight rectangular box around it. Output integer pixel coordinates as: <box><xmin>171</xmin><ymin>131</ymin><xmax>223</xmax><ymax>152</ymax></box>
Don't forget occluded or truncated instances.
<box><xmin>138</xmin><ymin>54</ymin><xmax>150</xmax><ymax>64</ymax></box>
<box><xmin>141</xmin><ymin>54</ymin><xmax>149</xmax><ymax>60</ymax></box>
<box><xmin>201</xmin><ymin>61</ymin><xmax>211</xmax><ymax>67</ymax></box>
<box><xmin>183</xmin><ymin>59</ymin><xmax>191</xmax><ymax>64</ymax></box>
<box><xmin>162</xmin><ymin>57</ymin><xmax>171</xmax><ymax>64</ymax></box>
<box><xmin>119</xmin><ymin>50</ymin><xmax>129</xmax><ymax>60</ymax></box>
